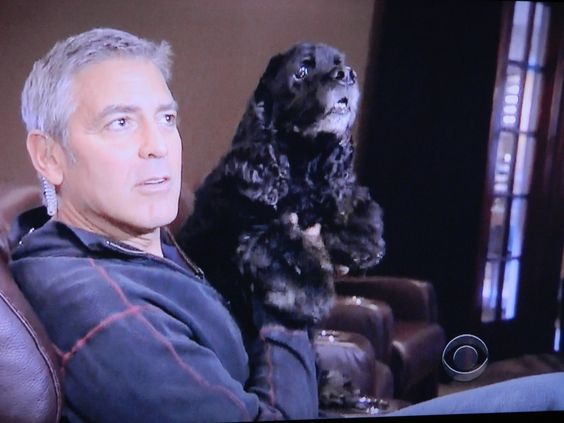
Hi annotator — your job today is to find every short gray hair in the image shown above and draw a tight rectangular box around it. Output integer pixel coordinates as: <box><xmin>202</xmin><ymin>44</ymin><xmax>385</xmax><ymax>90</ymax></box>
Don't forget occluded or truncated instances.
<box><xmin>21</xmin><ymin>27</ymin><xmax>173</xmax><ymax>149</ymax></box>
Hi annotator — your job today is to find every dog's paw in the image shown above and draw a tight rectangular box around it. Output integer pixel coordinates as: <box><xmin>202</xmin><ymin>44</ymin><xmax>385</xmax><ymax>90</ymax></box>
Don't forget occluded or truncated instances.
<box><xmin>235</xmin><ymin>217</ymin><xmax>336</xmax><ymax>325</ymax></box>
<box><xmin>334</xmin><ymin>265</ymin><xmax>350</xmax><ymax>276</ymax></box>
<box><xmin>323</xmin><ymin>188</ymin><xmax>386</xmax><ymax>273</ymax></box>
<box><xmin>304</xmin><ymin>222</ymin><xmax>321</xmax><ymax>237</ymax></box>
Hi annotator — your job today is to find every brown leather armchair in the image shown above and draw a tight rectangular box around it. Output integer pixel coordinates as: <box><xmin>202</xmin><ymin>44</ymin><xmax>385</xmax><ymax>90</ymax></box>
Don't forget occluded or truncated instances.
<box><xmin>333</xmin><ymin>275</ymin><xmax>447</xmax><ymax>403</ymax></box>
<box><xmin>314</xmin><ymin>329</ymin><xmax>388</xmax><ymax>396</ymax></box>
<box><xmin>314</xmin><ymin>295</ymin><xmax>395</xmax><ymax>401</ymax></box>
<box><xmin>0</xmin><ymin>185</ymin><xmax>62</xmax><ymax>423</ymax></box>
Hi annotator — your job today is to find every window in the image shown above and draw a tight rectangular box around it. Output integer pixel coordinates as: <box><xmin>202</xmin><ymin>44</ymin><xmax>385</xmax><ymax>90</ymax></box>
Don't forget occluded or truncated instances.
<box><xmin>481</xmin><ymin>1</ymin><xmax>551</xmax><ymax>322</ymax></box>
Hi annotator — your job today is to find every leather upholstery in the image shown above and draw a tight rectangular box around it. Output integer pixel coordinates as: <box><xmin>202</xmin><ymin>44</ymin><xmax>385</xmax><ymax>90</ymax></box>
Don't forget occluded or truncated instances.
<box><xmin>392</xmin><ymin>321</ymin><xmax>445</xmax><ymax>397</ymax></box>
<box><xmin>314</xmin><ymin>329</ymin><xmax>393</xmax><ymax>399</ymax></box>
<box><xmin>335</xmin><ymin>275</ymin><xmax>446</xmax><ymax>403</ymax></box>
<box><xmin>315</xmin><ymin>295</ymin><xmax>397</xmax><ymax>403</ymax></box>
<box><xmin>336</xmin><ymin>276</ymin><xmax>439</xmax><ymax>322</ymax></box>
<box><xmin>0</xmin><ymin>185</ymin><xmax>62</xmax><ymax>423</ymax></box>
<box><xmin>319</xmin><ymin>296</ymin><xmax>393</xmax><ymax>364</ymax></box>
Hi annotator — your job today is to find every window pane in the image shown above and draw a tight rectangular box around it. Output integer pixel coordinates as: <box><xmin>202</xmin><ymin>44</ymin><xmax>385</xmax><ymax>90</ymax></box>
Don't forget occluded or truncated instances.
<box><xmin>520</xmin><ymin>70</ymin><xmax>544</xmax><ymax>133</ymax></box>
<box><xmin>487</xmin><ymin>197</ymin><xmax>508</xmax><ymax>257</ymax></box>
<box><xmin>482</xmin><ymin>260</ymin><xmax>501</xmax><ymax>322</ymax></box>
<box><xmin>528</xmin><ymin>3</ymin><xmax>550</xmax><ymax>67</ymax></box>
<box><xmin>513</xmin><ymin>133</ymin><xmax>536</xmax><ymax>194</ymax></box>
<box><xmin>502</xmin><ymin>66</ymin><xmax>523</xmax><ymax>128</ymax></box>
<box><xmin>494</xmin><ymin>131</ymin><xmax>515</xmax><ymax>193</ymax></box>
<box><xmin>480</xmin><ymin>1</ymin><xmax>553</xmax><ymax>327</ymax></box>
<box><xmin>508</xmin><ymin>1</ymin><xmax>531</xmax><ymax>62</ymax></box>
<box><xmin>508</xmin><ymin>198</ymin><xmax>528</xmax><ymax>256</ymax></box>
<box><xmin>501</xmin><ymin>259</ymin><xmax>520</xmax><ymax>320</ymax></box>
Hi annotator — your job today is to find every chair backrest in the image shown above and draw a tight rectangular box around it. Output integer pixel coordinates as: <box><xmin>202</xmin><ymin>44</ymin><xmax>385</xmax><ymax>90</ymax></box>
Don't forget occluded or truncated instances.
<box><xmin>0</xmin><ymin>184</ymin><xmax>63</xmax><ymax>423</ymax></box>
<box><xmin>169</xmin><ymin>182</ymin><xmax>195</xmax><ymax>236</ymax></box>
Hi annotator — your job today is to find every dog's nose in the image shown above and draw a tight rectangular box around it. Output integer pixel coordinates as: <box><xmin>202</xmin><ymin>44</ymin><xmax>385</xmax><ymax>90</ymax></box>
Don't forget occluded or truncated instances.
<box><xmin>330</xmin><ymin>66</ymin><xmax>356</xmax><ymax>85</ymax></box>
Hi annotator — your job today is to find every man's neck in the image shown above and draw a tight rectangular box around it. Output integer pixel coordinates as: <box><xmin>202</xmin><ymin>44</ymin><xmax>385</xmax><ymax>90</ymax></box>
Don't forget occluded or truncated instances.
<box><xmin>56</xmin><ymin>205</ymin><xmax>164</xmax><ymax>257</ymax></box>
<box><xmin>117</xmin><ymin>231</ymin><xmax>164</xmax><ymax>258</ymax></box>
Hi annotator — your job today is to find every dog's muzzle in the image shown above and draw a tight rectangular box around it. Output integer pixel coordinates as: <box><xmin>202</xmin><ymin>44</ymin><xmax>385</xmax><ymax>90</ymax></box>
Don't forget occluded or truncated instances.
<box><xmin>323</xmin><ymin>65</ymin><xmax>359</xmax><ymax>117</ymax></box>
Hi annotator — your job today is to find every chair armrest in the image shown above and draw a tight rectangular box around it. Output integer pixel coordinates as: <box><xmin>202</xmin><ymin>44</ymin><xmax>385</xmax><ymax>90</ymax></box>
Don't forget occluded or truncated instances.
<box><xmin>314</xmin><ymin>330</ymin><xmax>377</xmax><ymax>398</ymax></box>
<box><xmin>335</xmin><ymin>276</ymin><xmax>439</xmax><ymax>322</ymax></box>
<box><xmin>317</xmin><ymin>296</ymin><xmax>393</xmax><ymax>362</ymax></box>
<box><xmin>0</xmin><ymin>255</ymin><xmax>63</xmax><ymax>423</ymax></box>
<box><xmin>314</xmin><ymin>330</ymin><xmax>394</xmax><ymax>399</ymax></box>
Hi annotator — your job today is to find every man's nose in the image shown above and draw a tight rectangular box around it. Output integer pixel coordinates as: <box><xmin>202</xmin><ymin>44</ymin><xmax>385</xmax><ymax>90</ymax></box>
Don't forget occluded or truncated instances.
<box><xmin>139</xmin><ymin>122</ymin><xmax>168</xmax><ymax>159</ymax></box>
<box><xmin>330</xmin><ymin>66</ymin><xmax>357</xmax><ymax>86</ymax></box>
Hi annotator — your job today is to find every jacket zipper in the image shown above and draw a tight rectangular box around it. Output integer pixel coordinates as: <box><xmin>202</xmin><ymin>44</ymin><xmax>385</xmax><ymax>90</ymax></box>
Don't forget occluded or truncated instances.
<box><xmin>103</xmin><ymin>240</ymin><xmax>205</xmax><ymax>280</ymax></box>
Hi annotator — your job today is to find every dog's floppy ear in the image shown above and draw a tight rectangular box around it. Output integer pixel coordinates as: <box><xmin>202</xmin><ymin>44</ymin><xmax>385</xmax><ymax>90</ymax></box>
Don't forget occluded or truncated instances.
<box><xmin>252</xmin><ymin>53</ymin><xmax>284</xmax><ymax>127</ymax></box>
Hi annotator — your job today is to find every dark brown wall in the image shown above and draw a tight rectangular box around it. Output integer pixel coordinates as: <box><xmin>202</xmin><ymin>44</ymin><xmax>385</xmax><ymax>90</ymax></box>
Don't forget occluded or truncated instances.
<box><xmin>0</xmin><ymin>0</ymin><xmax>380</xmax><ymax>192</ymax></box>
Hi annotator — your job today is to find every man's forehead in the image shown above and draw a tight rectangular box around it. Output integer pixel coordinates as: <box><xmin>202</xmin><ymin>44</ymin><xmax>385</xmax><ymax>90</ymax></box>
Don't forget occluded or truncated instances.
<box><xmin>70</xmin><ymin>57</ymin><xmax>174</xmax><ymax>111</ymax></box>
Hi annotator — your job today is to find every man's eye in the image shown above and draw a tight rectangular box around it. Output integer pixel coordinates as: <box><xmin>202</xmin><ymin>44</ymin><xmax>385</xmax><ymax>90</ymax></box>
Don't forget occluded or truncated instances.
<box><xmin>294</xmin><ymin>65</ymin><xmax>309</xmax><ymax>80</ymax></box>
<box><xmin>162</xmin><ymin>113</ymin><xmax>177</xmax><ymax>126</ymax></box>
<box><xmin>107</xmin><ymin>117</ymin><xmax>129</xmax><ymax>130</ymax></box>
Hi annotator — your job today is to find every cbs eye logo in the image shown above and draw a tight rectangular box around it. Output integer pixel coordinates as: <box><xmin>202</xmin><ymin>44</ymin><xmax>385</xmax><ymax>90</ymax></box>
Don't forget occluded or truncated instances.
<box><xmin>442</xmin><ymin>334</ymin><xmax>489</xmax><ymax>382</ymax></box>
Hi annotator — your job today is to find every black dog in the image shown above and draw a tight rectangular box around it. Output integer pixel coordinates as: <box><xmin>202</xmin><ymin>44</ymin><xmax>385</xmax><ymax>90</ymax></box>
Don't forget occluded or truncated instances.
<box><xmin>177</xmin><ymin>43</ymin><xmax>385</xmax><ymax>334</ymax></box>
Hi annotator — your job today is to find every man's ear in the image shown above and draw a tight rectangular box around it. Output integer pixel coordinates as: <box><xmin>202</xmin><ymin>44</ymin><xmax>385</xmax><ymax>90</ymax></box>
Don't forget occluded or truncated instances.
<box><xmin>26</xmin><ymin>131</ymin><xmax>66</xmax><ymax>186</ymax></box>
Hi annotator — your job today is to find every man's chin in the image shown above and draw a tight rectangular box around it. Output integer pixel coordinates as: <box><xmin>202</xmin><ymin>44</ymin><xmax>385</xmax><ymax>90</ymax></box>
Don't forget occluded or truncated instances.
<box><xmin>124</xmin><ymin>207</ymin><xmax>179</xmax><ymax>233</ymax></box>
<box><xmin>147</xmin><ymin>210</ymin><xmax>178</xmax><ymax>230</ymax></box>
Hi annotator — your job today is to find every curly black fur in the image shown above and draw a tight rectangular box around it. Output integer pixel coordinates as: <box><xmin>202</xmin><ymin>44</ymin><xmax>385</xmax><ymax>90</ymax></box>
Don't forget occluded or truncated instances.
<box><xmin>177</xmin><ymin>43</ymin><xmax>385</xmax><ymax>333</ymax></box>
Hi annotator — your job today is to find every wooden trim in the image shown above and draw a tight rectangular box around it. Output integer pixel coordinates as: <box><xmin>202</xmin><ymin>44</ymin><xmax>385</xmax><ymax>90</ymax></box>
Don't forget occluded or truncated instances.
<box><xmin>517</xmin><ymin>2</ymin><xmax>564</xmax><ymax>353</ymax></box>
<box><xmin>472</xmin><ymin>1</ymin><xmax>515</xmax><ymax>326</ymax></box>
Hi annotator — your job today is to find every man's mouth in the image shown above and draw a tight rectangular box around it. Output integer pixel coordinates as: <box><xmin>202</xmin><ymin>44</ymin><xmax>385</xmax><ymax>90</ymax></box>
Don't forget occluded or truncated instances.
<box><xmin>140</xmin><ymin>177</ymin><xmax>169</xmax><ymax>185</ymax></box>
<box><xmin>135</xmin><ymin>176</ymin><xmax>172</xmax><ymax>193</ymax></box>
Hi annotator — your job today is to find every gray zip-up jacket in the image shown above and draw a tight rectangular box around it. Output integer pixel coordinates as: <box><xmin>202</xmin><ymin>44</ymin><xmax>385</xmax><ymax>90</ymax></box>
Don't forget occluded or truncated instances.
<box><xmin>10</xmin><ymin>209</ymin><xmax>320</xmax><ymax>422</ymax></box>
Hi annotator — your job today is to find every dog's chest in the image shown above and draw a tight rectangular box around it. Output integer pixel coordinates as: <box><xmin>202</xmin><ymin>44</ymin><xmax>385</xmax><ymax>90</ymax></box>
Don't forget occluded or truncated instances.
<box><xmin>280</xmin><ymin>142</ymin><xmax>354</xmax><ymax>226</ymax></box>
<box><xmin>286</xmin><ymin>139</ymin><xmax>352</xmax><ymax>188</ymax></box>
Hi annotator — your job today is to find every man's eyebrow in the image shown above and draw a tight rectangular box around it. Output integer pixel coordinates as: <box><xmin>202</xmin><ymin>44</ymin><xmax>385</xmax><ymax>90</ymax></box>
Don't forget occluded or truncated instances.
<box><xmin>157</xmin><ymin>101</ymin><xmax>179</xmax><ymax>113</ymax></box>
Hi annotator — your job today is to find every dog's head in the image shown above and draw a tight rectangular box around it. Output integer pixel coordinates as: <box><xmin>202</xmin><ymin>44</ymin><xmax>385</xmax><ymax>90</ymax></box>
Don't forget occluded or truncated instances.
<box><xmin>251</xmin><ymin>42</ymin><xmax>360</xmax><ymax>140</ymax></box>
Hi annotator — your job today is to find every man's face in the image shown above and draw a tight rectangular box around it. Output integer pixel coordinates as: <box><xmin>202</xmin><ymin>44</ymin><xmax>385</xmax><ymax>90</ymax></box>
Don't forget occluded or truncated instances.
<box><xmin>59</xmin><ymin>57</ymin><xmax>182</xmax><ymax>236</ymax></box>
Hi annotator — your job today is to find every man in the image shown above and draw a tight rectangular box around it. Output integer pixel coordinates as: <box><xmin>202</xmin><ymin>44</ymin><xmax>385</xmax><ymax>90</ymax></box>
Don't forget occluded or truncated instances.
<box><xmin>11</xmin><ymin>28</ymin><xmax>319</xmax><ymax>422</ymax></box>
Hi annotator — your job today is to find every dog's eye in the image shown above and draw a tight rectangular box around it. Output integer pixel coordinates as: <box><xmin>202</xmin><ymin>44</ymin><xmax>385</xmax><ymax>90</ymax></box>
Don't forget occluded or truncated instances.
<box><xmin>294</xmin><ymin>65</ymin><xmax>309</xmax><ymax>80</ymax></box>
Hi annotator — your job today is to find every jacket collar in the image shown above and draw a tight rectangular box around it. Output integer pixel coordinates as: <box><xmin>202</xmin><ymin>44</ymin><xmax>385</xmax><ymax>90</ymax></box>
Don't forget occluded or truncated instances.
<box><xmin>9</xmin><ymin>206</ymin><xmax>204</xmax><ymax>279</ymax></box>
